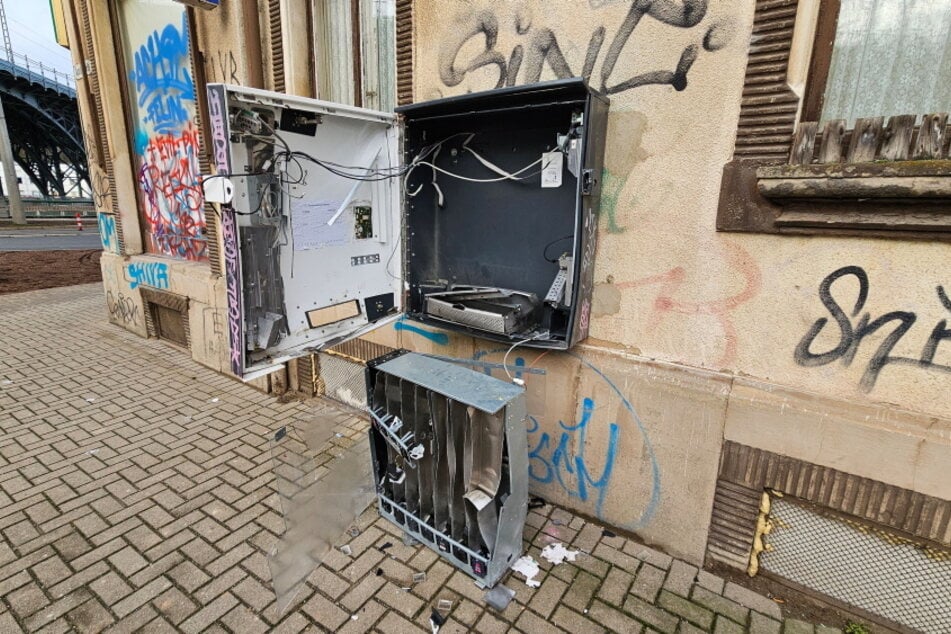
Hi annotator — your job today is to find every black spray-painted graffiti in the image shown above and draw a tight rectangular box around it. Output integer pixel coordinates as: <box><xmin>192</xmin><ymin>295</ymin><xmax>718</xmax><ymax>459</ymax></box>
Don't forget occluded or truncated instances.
<box><xmin>107</xmin><ymin>291</ymin><xmax>139</xmax><ymax>326</ymax></box>
<box><xmin>795</xmin><ymin>266</ymin><xmax>951</xmax><ymax>392</ymax></box>
<box><xmin>439</xmin><ymin>0</ymin><xmax>732</xmax><ymax>94</ymax></box>
<box><xmin>208</xmin><ymin>50</ymin><xmax>240</xmax><ymax>85</ymax></box>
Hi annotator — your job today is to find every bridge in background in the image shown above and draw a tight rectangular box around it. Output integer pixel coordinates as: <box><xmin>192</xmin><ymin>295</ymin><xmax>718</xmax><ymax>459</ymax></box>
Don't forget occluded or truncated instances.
<box><xmin>0</xmin><ymin>50</ymin><xmax>88</xmax><ymax>198</ymax></box>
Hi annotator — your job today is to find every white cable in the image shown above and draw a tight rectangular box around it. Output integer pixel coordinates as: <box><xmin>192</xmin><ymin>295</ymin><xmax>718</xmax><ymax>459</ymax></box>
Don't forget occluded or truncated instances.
<box><xmin>503</xmin><ymin>333</ymin><xmax>547</xmax><ymax>383</ymax></box>
<box><xmin>413</xmin><ymin>157</ymin><xmax>544</xmax><ymax>184</ymax></box>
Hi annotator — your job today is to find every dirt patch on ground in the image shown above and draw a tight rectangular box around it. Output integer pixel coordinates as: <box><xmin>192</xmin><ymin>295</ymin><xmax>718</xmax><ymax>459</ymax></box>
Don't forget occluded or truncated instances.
<box><xmin>0</xmin><ymin>250</ymin><xmax>102</xmax><ymax>295</ymax></box>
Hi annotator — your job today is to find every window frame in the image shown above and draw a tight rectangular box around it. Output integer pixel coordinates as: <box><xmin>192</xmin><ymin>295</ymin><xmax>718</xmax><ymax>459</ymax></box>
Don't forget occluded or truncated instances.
<box><xmin>716</xmin><ymin>0</ymin><xmax>951</xmax><ymax>241</ymax></box>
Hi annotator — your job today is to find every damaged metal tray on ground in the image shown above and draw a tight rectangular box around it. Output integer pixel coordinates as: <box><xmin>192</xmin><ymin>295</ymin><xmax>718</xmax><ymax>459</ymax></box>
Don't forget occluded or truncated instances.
<box><xmin>365</xmin><ymin>350</ymin><xmax>528</xmax><ymax>588</ymax></box>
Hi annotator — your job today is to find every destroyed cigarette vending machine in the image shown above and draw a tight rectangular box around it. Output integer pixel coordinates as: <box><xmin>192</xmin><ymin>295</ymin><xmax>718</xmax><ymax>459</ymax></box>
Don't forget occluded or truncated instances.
<box><xmin>206</xmin><ymin>79</ymin><xmax>608</xmax><ymax>587</ymax></box>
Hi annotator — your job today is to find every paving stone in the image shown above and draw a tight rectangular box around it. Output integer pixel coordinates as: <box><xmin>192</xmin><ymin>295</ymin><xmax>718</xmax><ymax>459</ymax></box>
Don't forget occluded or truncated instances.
<box><xmin>179</xmin><ymin>592</ymin><xmax>239</xmax><ymax>634</ymax></box>
<box><xmin>624</xmin><ymin>542</ymin><xmax>674</xmax><ymax>570</ymax></box>
<box><xmin>630</xmin><ymin>563</ymin><xmax>666</xmax><ymax>602</ymax></box>
<box><xmin>549</xmin><ymin>607</ymin><xmax>598</xmax><ymax>634</ymax></box>
<box><xmin>561</xmin><ymin>570</ymin><xmax>600</xmax><ymax>613</ymax></box>
<box><xmin>716</xmin><ymin>614</ymin><xmax>748</xmax><ymax>634</ymax></box>
<box><xmin>7</xmin><ymin>582</ymin><xmax>50</xmax><ymax>619</ymax></box>
<box><xmin>89</xmin><ymin>571</ymin><xmax>132</xmax><ymax>605</ymax></box>
<box><xmin>0</xmin><ymin>610</ymin><xmax>24</xmax><ymax>634</ymax></box>
<box><xmin>696</xmin><ymin>570</ymin><xmax>725</xmax><ymax>595</ymax></box>
<box><xmin>221</xmin><ymin>603</ymin><xmax>269</xmax><ymax>634</ymax></box>
<box><xmin>377</xmin><ymin>609</ymin><xmax>428</xmax><ymax>633</ymax></box>
<box><xmin>167</xmin><ymin>560</ymin><xmax>210</xmax><ymax>593</ymax></box>
<box><xmin>109</xmin><ymin>546</ymin><xmax>149</xmax><ymax>577</ymax></box>
<box><xmin>623</xmin><ymin>594</ymin><xmax>679</xmax><ymax>633</ymax></box>
<box><xmin>152</xmin><ymin>586</ymin><xmax>198</xmax><ymax>625</ymax></box>
<box><xmin>529</xmin><ymin>574</ymin><xmax>569</xmax><ymax>618</ymax></box>
<box><xmin>724</xmin><ymin>582</ymin><xmax>783</xmax><ymax>620</ymax></box>
<box><xmin>597</xmin><ymin>566</ymin><xmax>633</xmax><ymax>606</ymax></box>
<box><xmin>751</xmin><ymin>611</ymin><xmax>783</xmax><ymax>634</ymax></box>
<box><xmin>692</xmin><ymin>586</ymin><xmax>749</xmax><ymax>625</ymax></box>
<box><xmin>450</xmin><ymin>599</ymin><xmax>482</xmax><ymax>627</ymax></box>
<box><xmin>376</xmin><ymin>583</ymin><xmax>425</xmax><ymax>619</ymax></box>
<box><xmin>588</xmin><ymin>599</ymin><xmax>644</xmax><ymax>633</ymax></box>
<box><xmin>784</xmin><ymin>619</ymin><xmax>815</xmax><ymax>634</ymax></box>
<box><xmin>339</xmin><ymin>573</ymin><xmax>386</xmax><ymax>612</ymax></box>
<box><xmin>658</xmin><ymin>590</ymin><xmax>715</xmax><ymax>630</ymax></box>
<box><xmin>664</xmin><ymin>559</ymin><xmax>697</xmax><ymax>597</ymax></box>
<box><xmin>515</xmin><ymin>607</ymin><xmax>565</xmax><ymax>634</ymax></box>
<box><xmin>678</xmin><ymin>620</ymin><xmax>708</xmax><ymax>634</ymax></box>
<box><xmin>337</xmin><ymin>599</ymin><xmax>386</xmax><ymax>634</ymax></box>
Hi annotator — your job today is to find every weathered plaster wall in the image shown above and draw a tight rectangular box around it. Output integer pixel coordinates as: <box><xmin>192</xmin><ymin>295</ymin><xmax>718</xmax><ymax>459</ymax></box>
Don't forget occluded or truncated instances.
<box><xmin>408</xmin><ymin>0</ymin><xmax>951</xmax><ymax>561</ymax></box>
<box><xmin>99</xmin><ymin>251</ymin><xmax>230</xmax><ymax>373</ymax></box>
<box><xmin>413</xmin><ymin>0</ymin><xmax>951</xmax><ymax>420</ymax></box>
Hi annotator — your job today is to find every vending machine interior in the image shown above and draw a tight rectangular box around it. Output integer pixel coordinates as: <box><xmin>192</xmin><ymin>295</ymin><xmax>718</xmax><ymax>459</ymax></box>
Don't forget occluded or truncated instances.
<box><xmin>366</xmin><ymin>350</ymin><xmax>527</xmax><ymax>588</ymax></box>
<box><xmin>206</xmin><ymin>78</ymin><xmax>607</xmax><ymax>381</ymax></box>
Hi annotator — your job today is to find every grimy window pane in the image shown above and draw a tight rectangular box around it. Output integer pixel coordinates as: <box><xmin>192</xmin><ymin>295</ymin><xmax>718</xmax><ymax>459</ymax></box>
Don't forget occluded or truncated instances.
<box><xmin>360</xmin><ymin>0</ymin><xmax>396</xmax><ymax>111</ymax></box>
<box><xmin>315</xmin><ymin>0</ymin><xmax>356</xmax><ymax>105</ymax></box>
<box><xmin>821</xmin><ymin>0</ymin><xmax>951</xmax><ymax>126</ymax></box>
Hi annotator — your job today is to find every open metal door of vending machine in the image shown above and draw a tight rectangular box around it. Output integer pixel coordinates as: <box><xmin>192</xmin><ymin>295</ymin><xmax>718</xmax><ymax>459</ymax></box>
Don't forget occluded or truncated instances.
<box><xmin>206</xmin><ymin>84</ymin><xmax>403</xmax><ymax>380</ymax></box>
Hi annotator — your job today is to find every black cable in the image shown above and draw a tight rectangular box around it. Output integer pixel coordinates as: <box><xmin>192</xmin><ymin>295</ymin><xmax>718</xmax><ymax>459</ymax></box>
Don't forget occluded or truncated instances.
<box><xmin>543</xmin><ymin>235</ymin><xmax>573</xmax><ymax>263</ymax></box>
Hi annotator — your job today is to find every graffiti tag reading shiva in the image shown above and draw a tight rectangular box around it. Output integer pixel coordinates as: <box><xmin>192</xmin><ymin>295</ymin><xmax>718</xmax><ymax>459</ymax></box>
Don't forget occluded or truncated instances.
<box><xmin>124</xmin><ymin>7</ymin><xmax>206</xmax><ymax>261</ymax></box>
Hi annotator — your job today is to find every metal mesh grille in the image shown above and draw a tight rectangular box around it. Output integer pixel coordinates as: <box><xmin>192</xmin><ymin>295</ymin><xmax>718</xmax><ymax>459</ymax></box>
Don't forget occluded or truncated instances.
<box><xmin>317</xmin><ymin>352</ymin><xmax>368</xmax><ymax>409</ymax></box>
<box><xmin>761</xmin><ymin>497</ymin><xmax>951</xmax><ymax>632</ymax></box>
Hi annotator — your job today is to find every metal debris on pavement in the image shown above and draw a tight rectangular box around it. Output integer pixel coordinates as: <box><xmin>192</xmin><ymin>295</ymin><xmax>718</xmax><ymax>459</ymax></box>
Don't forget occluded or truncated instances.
<box><xmin>484</xmin><ymin>584</ymin><xmax>516</xmax><ymax>611</ymax></box>
<box><xmin>339</xmin><ymin>545</ymin><xmax>352</xmax><ymax>556</ymax></box>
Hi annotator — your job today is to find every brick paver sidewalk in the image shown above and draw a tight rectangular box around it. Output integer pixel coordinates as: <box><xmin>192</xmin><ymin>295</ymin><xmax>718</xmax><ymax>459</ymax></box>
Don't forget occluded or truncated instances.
<box><xmin>0</xmin><ymin>284</ymin><xmax>828</xmax><ymax>633</ymax></box>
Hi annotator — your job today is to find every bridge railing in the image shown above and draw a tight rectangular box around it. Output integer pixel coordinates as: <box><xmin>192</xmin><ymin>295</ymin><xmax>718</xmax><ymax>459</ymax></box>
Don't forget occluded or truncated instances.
<box><xmin>0</xmin><ymin>50</ymin><xmax>75</xmax><ymax>96</ymax></box>
<box><xmin>0</xmin><ymin>197</ymin><xmax>95</xmax><ymax>218</ymax></box>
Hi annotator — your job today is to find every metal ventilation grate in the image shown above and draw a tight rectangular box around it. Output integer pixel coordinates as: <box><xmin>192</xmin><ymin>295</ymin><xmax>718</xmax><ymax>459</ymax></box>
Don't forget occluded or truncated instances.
<box><xmin>317</xmin><ymin>351</ymin><xmax>369</xmax><ymax>409</ymax></box>
<box><xmin>761</xmin><ymin>497</ymin><xmax>951</xmax><ymax>633</ymax></box>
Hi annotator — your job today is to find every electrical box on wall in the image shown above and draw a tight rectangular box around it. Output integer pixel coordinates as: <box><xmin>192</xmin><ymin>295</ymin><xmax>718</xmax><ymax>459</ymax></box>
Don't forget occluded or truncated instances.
<box><xmin>205</xmin><ymin>79</ymin><xmax>608</xmax><ymax>380</ymax></box>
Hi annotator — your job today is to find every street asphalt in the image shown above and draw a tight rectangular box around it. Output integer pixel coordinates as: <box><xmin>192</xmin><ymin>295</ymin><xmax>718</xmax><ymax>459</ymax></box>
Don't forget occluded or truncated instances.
<box><xmin>0</xmin><ymin>228</ymin><xmax>102</xmax><ymax>251</ymax></box>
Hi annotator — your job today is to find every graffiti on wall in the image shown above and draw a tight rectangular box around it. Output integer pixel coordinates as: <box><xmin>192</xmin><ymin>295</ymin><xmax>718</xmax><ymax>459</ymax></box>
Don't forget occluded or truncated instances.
<box><xmin>207</xmin><ymin>50</ymin><xmax>240</xmax><ymax>85</ymax></box>
<box><xmin>126</xmin><ymin>9</ymin><xmax>206</xmax><ymax>261</ymax></box>
<box><xmin>97</xmin><ymin>213</ymin><xmax>118</xmax><ymax>254</ymax></box>
<box><xmin>107</xmin><ymin>291</ymin><xmax>140</xmax><ymax>326</ymax></box>
<box><xmin>126</xmin><ymin>262</ymin><xmax>170</xmax><ymax>290</ymax></box>
<box><xmin>795</xmin><ymin>266</ymin><xmax>951</xmax><ymax>393</ymax></box>
<box><xmin>614</xmin><ymin>241</ymin><xmax>762</xmax><ymax>366</ymax></box>
<box><xmin>455</xmin><ymin>348</ymin><xmax>661</xmax><ymax>530</ymax></box>
<box><xmin>394</xmin><ymin>318</ymin><xmax>451</xmax><ymax>346</ymax></box>
<box><xmin>438</xmin><ymin>0</ymin><xmax>733</xmax><ymax>95</ymax></box>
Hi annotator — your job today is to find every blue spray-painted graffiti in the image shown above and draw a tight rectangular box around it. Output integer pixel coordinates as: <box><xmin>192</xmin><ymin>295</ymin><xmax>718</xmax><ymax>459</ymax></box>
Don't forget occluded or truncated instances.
<box><xmin>129</xmin><ymin>14</ymin><xmax>196</xmax><ymax>135</ymax></box>
<box><xmin>394</xmin><ymin>319</ymin><xmax>450</xmax><ymax>345</ymax></box>
<box><xmin>527</xmin><ymin>398</ymin><xmax>620</xmax><ymax>519</ymax></box>
<box><xmin>126</xmin><ymin>262</ymin><xmax>170</xmax><ymax>290</ymax></box>
<box><xmin>98</xmin><ymin>213</ymin><xmax>118</xmax><ymax>253</ymax></box>
<box><xmin>466</xmin><ymin>348</ymin><xmax>661</xmax><ymax>531</ymax></box>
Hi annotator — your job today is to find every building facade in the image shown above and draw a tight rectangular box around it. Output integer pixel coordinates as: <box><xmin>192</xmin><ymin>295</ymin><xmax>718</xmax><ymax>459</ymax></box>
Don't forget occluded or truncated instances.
<box><xmin>62</xmin><ymin>0</ymin><xmax>950</xmax><ymax>628</ymax></box>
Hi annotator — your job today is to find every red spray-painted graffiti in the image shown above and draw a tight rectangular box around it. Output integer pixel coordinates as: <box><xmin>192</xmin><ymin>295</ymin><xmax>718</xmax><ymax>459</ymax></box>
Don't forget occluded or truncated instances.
<box><xmin>617</xmin><ymin>241</ymin><xmax>761</xmax><ymax>366</ymax></box>
<box><xmin>127</xmin><ymin>11</ymin><xmax>206</xmax><ymax>262</ymax></box>
<box><xmin>137</xmin><ymin>124</ymin><xmax>206</xmax><ymax>260</ymax></box>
